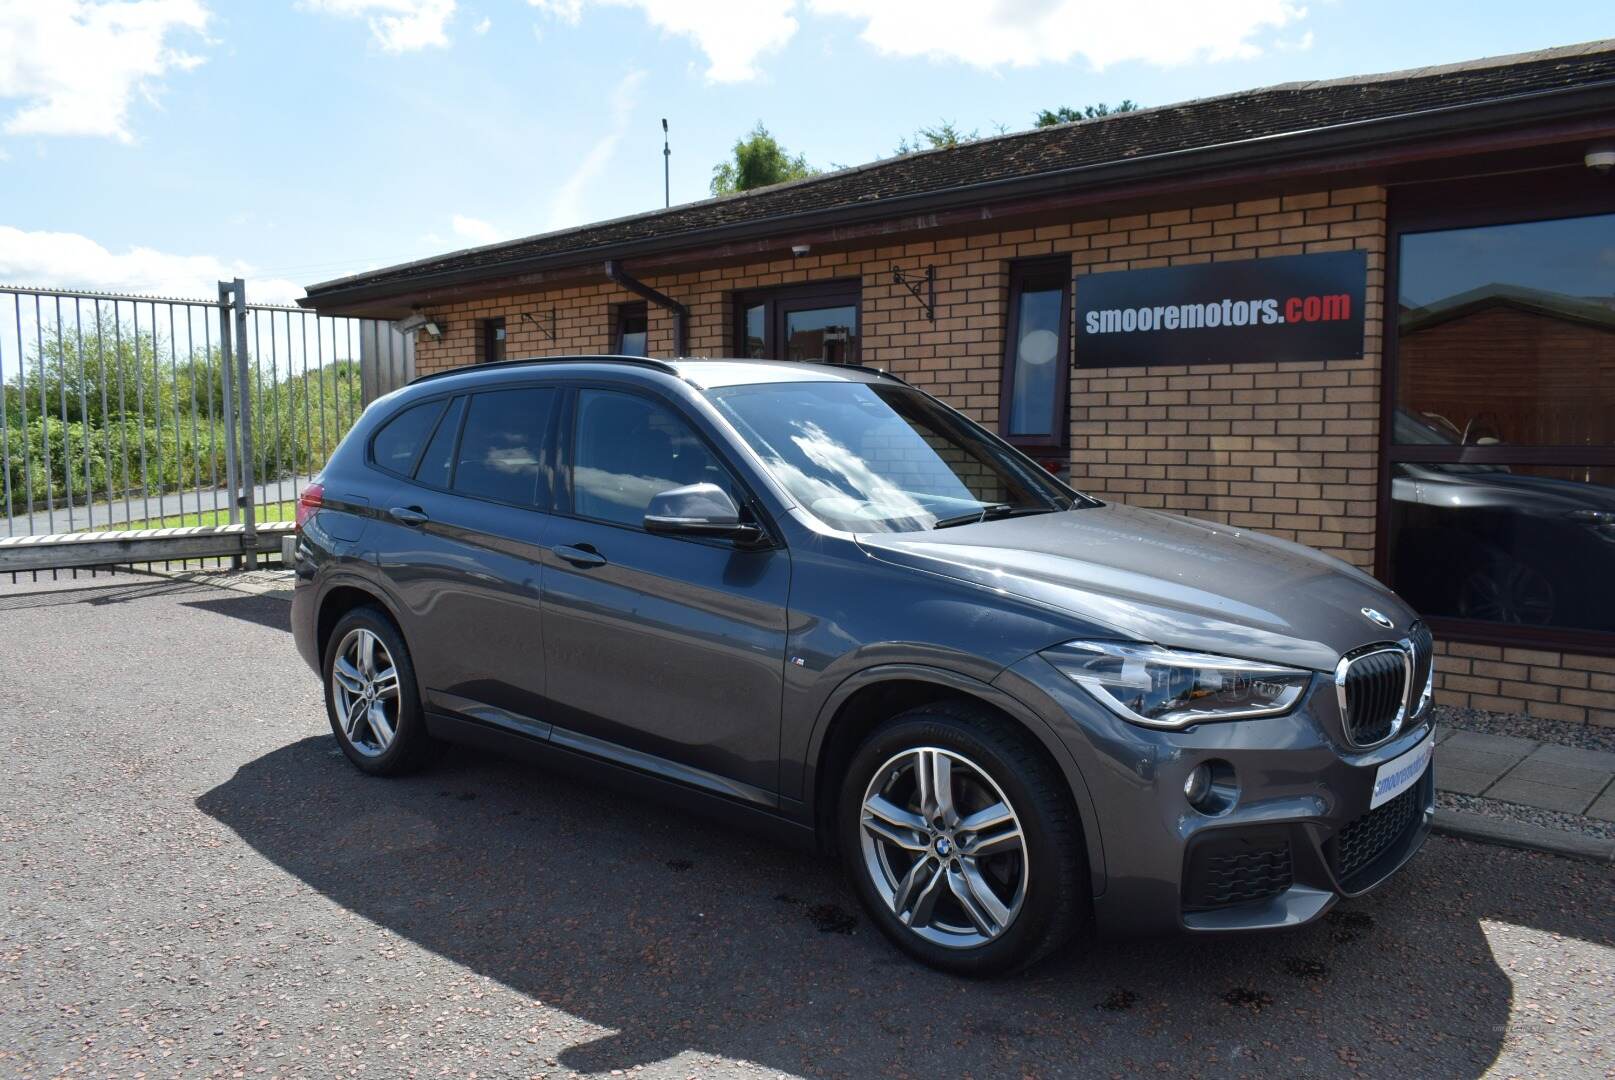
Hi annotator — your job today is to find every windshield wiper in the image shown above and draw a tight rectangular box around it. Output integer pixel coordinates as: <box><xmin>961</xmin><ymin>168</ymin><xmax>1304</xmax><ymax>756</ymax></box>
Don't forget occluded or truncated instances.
<box><xmin>932</xmin><ymin>504</ymin><xmax>1058</xmax><ymax>530</ymax></box>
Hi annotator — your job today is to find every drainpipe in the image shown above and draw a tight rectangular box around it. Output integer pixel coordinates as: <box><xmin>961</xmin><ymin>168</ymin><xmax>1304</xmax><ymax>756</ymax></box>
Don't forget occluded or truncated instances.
<box><xmin>604</xmin><ymin>259</ymin><xmax>688</xmax><ymax>356</ymax></box>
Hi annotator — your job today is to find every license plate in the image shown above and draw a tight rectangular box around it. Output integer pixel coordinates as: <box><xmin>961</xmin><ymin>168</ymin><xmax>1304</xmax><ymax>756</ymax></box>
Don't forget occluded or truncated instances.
<box><xmin>1370</xmin><ymin>730</ymin><xmax>1435</xmax><ymax>809</ymax></box>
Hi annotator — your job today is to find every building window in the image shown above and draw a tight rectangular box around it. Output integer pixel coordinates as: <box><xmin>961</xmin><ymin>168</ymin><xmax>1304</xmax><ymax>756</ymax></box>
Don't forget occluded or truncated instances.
<box><xmin>1001</xmin><ymin>258</ymin><xmax>1072</xmax><ymax>458</ymax></box>
<box><xmin>1386</xmin><ymin>180</ymin><xmax>1615</xmax><ymax>647</ymax></box>
<box><xmin>615</xmin><ymin>302</ymin><xmax>648</xmax><ymax>356</ymax></box>
<box><xmin>734</xmin><ymin>281</ymin><xmax>860</xmax><ymax>364</ymax></box>
<box><xmin>480</xmin><ymin>316</ymin><xmax>506</xmax><ymax>364</ymax></box>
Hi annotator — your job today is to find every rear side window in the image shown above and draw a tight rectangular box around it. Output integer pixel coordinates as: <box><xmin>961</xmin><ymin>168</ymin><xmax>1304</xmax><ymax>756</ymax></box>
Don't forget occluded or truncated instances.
<box><xmin>452</xmin><ymin>388</ymin><xmax>558</xmax><ymax>507</ymax></box>
<box><xmin>414</xmin><ymin>396</ymin><xmax>466</xmax><ymax>489</ymax></box>
<box><xmin>371</xmin><ymin>399</ymin><xmax>447</xmax><ymax>476</ymax></box>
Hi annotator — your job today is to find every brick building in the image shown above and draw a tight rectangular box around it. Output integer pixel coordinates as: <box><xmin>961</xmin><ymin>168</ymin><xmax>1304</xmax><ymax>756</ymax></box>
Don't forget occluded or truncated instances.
<box><xmin>302</xmin><ymin>41</ymin><xmax>1615</xmax><ymax>725</ymax></box>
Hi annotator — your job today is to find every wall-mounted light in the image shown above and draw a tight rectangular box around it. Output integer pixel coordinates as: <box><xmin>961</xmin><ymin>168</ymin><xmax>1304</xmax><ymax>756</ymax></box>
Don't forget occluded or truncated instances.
<box><xmin>791</xmin><ymin>244</ymin><xmax>811</xmax><ymax>257</ymax></box>
<box><xmin>396</xmin><ymin>311</ymin><xmax>442</xmax><ymax>337</ymax></box>
<box><xmin>1586</xmin><ymin>141</ymin><xmax>1615</xmax><ymax>174</ymax></box>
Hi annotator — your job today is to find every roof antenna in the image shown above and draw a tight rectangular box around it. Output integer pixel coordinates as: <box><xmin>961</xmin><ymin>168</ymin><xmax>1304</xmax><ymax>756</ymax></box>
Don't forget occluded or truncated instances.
<box><xmin>662</xmin><ymin>118</ymin><xmax>671</xmax><ymax>208</ymax></box>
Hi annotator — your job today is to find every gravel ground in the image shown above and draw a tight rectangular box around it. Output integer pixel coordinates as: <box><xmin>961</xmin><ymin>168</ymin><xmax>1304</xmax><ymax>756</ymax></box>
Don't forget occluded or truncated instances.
<box><xmin>3</xmin><ymin>576</ymin><xmax>1613</xmax><ymax>1079</ymax></box>
<box><xmin>1430</xmin><ymin>705</ymin><xmax>1615</xmax><ymax>754</ymax></box>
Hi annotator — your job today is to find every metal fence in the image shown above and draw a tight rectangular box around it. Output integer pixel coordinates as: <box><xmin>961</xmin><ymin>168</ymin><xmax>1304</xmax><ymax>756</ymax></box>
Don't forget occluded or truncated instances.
<box><xmin>0</xmin><ymin>281</ymin><xmax>411</xmax><ymax>572</ymax></box>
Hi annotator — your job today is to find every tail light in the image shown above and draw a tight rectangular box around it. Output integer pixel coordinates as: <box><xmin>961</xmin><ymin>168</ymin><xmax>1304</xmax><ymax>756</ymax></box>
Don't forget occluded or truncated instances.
<box><xmin>296</xmin><ymin>482</ymin><xmax>325</xmax><ymax>529</ymax></box>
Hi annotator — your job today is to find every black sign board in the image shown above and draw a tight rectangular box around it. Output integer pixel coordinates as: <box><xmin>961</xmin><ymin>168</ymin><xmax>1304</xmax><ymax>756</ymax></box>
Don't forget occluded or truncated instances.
<box><xmin>1074</xmin><ymin>250</ymin><xmax>1366</xmax><ymax>368</ymax></box>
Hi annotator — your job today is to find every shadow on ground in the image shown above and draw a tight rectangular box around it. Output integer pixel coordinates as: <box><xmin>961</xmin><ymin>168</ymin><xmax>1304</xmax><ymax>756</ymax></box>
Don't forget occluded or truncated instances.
<box><xmin>198</xmin><ymin>734</ymin><xmax>1614</xmax><ymax>1078</ymax></box>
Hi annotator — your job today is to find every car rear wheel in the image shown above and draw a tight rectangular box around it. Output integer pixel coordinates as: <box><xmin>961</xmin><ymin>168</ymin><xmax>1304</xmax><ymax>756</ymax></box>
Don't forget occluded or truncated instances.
<box><xmin>839</xmin><ymin>700</ymin><xmax>1087</xmax><ymax>976</ymax></box>
<box><xmin>323</xmin><ymin>606</ymin><xmax>432</xmax><ymax>775</ymax></box>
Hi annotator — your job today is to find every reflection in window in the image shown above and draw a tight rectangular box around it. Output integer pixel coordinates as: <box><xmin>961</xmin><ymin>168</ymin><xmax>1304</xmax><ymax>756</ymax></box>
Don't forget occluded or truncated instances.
<box><xmin>784</xmin><ymin>305</ymin><xmax>857</xmax><ymax>364</ymax></box>
<box><xmin>452</xmin><ymin>389</ymin><xmax>556</xmax><ymax>506</ymax></box>
<box><xmin>1389</xmin><ymin>460</ymin><xmax>1615</xmax><ymax>633</ymax></box>
<box><xmin>1008</xmin><ymin>287</ymin><xmax>1064</xmax><ymax>436</ymax></box>
<box><xmin>1397</xmin><ymin>213</ymin><xmax>1615</xmax><ymax>448</ymax></box>
<box><xmin>742</xmin><ymin>304</ymin><xmax>766</xmax><ymax>357</ymax></box>
<box><xmin>572</xmin><ymin>390</ymin><xmax>734</xmax><ymax>528</ymax></box>
<box><xmin>1389</xmin><ymin>209</ymin><xmax>1615</xmax><ymax>637</ymax></box>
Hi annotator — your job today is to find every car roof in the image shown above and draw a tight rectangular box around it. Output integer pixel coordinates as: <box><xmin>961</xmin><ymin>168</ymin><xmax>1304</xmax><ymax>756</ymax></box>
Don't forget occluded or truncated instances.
<box><xmin>405</xmin><ymin>355</ymin><xmax>899</xmax><ymax>393</ymax></box>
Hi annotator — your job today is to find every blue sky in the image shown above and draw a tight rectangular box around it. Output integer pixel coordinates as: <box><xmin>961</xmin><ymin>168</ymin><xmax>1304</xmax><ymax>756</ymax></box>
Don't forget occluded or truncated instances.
<box><xmin>0</xmin><ymin>1</ymin><xmax>1609</xmax><ymax>304</ymax></box>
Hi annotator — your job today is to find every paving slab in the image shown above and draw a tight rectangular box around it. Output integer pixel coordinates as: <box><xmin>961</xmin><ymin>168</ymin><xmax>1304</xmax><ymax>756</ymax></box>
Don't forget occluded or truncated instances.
<box><xmin>1437</xmin><ymin>746</ymin><xmax>1522</xmax><ymax>783</ymax></box>
<box><xmin>1587</xmin><ymin>786</ymin><xmax>1615</xmax><ymax>823</ymax></box>
<box><xmin>1526</xmin><ymin>742</ymin><xmax>1615</xmax><ymax>772</ymax></box>
<box><xmin>1434</xmin><ymin>764</ymin><xmax>1503</xmax><ymax>796</ymax></box>
<box><xmin>1441</xmin><ymin>730</ymin><xmax>1539</xmax><ymax>757</ymax></box>
<box><xmin>1501</xmin><ymin>757</ymin><xmax>1613</xmax><ymax>793</ymax></box>
<box><xmin>1483</xmin><ymin>776</ymin><xmax>1597</xmax><ymax>815</ymax></box>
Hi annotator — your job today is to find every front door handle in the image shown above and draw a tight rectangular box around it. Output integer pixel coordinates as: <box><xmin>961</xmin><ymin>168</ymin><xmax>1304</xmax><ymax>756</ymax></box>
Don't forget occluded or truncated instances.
<box><xmin>388</xmin><ymin>505</ymin><xmax>429</xmax><ymax>526</ymax></box>
<box><xmin>553</xmin><ymin>543</ymin><xmax>607</xmax><ymax>568</ymax></box>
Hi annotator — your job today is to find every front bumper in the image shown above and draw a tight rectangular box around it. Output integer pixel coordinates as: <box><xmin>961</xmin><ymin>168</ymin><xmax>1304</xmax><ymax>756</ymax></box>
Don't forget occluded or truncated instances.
<box><xmin>997</xmin><ymin>654</ymin><xmax>1435</xmax><ymax>937</ymax></box>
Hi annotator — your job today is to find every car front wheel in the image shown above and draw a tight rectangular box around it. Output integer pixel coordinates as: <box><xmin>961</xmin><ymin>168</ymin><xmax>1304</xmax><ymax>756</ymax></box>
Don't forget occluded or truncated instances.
<box><xmin>839</xmin><ymin>701</ymin><xmax>1087</xmax><ymax>976</ymax></box>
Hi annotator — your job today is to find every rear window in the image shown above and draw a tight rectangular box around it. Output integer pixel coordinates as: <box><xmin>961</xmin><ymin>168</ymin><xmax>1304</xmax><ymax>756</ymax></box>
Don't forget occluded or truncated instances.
<box><xmin>371</xmin><ymin>399</ymin><xmax>447</xmax><ymax>476</ymax></box>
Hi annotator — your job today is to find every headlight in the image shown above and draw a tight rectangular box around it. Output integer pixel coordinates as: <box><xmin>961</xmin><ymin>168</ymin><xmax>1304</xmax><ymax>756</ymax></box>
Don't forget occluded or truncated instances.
<box><xmin>1043</xmin><ymin>641</ymin><xmax>1312</xmax><ymax>729</ymax></box>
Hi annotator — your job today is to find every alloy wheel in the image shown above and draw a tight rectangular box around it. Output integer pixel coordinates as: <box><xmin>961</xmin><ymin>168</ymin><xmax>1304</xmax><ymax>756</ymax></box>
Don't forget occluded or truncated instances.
<box><xmin>858</xmin><ymin>746</ymin><xmax>1028</xmax><ymax>949</ymax></box>
<box><xmin>330</xmin><ymin>627</ymin><xmax>401</xmax><ymax>757</ymax></box>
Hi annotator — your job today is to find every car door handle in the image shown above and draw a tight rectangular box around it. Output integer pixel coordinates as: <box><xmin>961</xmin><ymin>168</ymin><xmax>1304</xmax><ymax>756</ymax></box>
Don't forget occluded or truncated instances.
<box><xmin>388</xmin><ymin>506</ymin><xmax>429</xmax><ymax>526</ymax></box>
<box><xmin>553</xmin><ymin>543</ymin><xmax>607</xmax><ymax>568</ymax></box>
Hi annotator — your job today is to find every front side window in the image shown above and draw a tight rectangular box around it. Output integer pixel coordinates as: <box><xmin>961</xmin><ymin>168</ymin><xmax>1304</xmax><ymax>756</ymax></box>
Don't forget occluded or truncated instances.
<box><xmin>371</xmin><ymin>398</ymin><xmax>447</xmax><ymax>476</ymax></box>
<box><xmin>572</xmin><ymin>389</ymin><xmax>737</xmax><ymax>528</ymax></box>
<box><xmin>1388</xmin><ymin>208</ymin><xmax>1615</xmax><ymax>637</ymax></box>
<box><xmin>451</xmin><ymin>388</ymin><xmax>557</xmax><ymax>507</ymax></box>
<box><xmin>710</xmin><ymin>380</ymin><xmax>1077</xmax><ymax>533</ymax></box>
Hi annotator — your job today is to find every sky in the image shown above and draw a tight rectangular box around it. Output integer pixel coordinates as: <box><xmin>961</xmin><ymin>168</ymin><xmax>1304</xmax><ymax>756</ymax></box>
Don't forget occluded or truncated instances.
<box><xmin>0</xmin><ymin>0</ymin><xmax>1609</xmax><ymax>305</ymax></box>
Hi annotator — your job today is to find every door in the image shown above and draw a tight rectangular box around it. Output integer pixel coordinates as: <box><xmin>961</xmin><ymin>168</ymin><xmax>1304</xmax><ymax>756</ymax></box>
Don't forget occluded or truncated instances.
<box><xmin>542</xmin><ymin>386</ymin><xmax>791</xmax><ymax>803</ymax></box>
<box><xmin>375</xmin><ymin>386</ymin><xmax>561</xmax><ymax>731</ymax></box>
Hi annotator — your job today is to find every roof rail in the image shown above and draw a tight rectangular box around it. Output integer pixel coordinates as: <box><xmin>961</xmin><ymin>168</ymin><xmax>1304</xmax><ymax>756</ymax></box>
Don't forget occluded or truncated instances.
<box><xmin>802</xmin><ymin>360</ymin><xmax>909</xmax><ymax>384</ymax></box>
<box><xmin>407</xmin><ymin>354</ymin><xmax>680</xmax><ymax>387</ymax></box>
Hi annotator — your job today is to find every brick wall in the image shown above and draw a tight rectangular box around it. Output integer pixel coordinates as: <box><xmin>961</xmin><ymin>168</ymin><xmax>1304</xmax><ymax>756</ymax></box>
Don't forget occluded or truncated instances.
<box><xmin>408</xmin><ymin>184</ymin><xmax>1614</xmax><ymax>727</ymax></box>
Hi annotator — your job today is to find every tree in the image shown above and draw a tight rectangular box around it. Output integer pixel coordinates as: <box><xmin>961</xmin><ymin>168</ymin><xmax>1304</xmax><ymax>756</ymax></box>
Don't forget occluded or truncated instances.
<box><xmin>894</xmin><ymin>120</ymin><xmax>976</xmax><ymax>155</ymax></box>
<box><xmin>710</xmin><ymin>123</ymin><xmax>818</xmax><ymax>195</ymax></box>
<box><xmin>1035</xmin><ymin>100</ymin><xmax>1140</xmax><ymax>127</ymax></box>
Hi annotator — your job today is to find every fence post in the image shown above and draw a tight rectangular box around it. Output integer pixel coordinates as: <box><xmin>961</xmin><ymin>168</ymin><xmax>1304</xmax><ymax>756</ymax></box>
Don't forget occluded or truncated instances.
<box><xmin>216</xmin><ymin>283</ymin><xmax>241</xmax><ymax>520</ymax></box>
<box><xmin>231</xmin><ymin>279</ymin><xmax>258</xmax><ymax>570</ymax></box>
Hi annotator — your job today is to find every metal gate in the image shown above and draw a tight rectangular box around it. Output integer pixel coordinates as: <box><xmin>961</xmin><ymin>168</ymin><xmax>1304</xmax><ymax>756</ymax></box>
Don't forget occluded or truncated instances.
<box><xmin>0</xmin><ymin>280</ymin><xmax>412</xmax><ymax>574</ymax></box>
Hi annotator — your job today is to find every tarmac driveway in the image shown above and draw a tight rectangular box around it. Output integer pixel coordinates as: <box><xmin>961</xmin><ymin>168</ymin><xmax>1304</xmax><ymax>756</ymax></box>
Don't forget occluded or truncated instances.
<box><xmin>1</xmin><ymin>574</ymin><xmax>1611</xmax><ymax>1078</ymax></box>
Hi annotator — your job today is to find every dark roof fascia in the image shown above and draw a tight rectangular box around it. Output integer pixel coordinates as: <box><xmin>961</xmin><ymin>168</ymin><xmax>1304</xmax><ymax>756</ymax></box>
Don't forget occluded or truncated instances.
<box><xmin>301</xmin><ymin>79</ymin><xmax>1615</xmax><ymax>313</ymax></box>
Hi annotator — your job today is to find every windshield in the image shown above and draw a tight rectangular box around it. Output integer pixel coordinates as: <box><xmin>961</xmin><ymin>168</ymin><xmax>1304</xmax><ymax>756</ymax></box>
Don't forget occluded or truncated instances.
<box><xmin>707</xmin><ymin>380</ymin><xmax>1081</xmax><ymax>532</ymax></box>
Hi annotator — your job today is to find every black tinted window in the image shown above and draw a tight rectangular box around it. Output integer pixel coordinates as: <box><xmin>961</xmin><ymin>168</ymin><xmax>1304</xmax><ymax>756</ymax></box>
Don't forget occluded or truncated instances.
<box><xmin>573</xmin><ymin>389</ymin><xmax>735</xmax><ymax>527</ymax></box>
<box><xmin>414</xmin><ymin>396</ymin><xmax>466</xmax><ymax>488</ymax></box>
<box><xmin>452</xmin><ymin>389</ymin><xmax>557</xmax><ymax>507</ymax></box>
<box><xmin>372</xmin><ymin>399</ymin><xmax>446</xmax><ymax>476</ymax></box>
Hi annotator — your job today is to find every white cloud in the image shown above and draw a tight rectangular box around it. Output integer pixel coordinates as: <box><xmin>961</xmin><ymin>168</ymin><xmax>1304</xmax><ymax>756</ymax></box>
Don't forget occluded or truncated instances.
<box><xmin>546</xmin><ymin>69</ymin><xmax>645</xmax><ymax>230</ymax></box>
<box><xmin>303</xmin><ymin>0</ymin><xmax>456</xmax><ymax>53</ymax></box>
<box><xmin>529</xmin><ymin>0</ymin><xmax>796</xmax><ymax>82</ymax></box>
<box><xmin>472</xmin><ymin>14</ymin><xmax>491</xmax><ymax>33</ymax></box>
<box><xmin>450</xmin><ymin>214</ymin><xmax>503</xmax><ymax>245</ymax></box>
<box><xmin>805</xmin><ymin>0</ymin><xmax>1306</xmax><ymax>70</ymax></box>
<box><xmin>0</xmin><ymin>225</ymin><xmax>304</xmax><ymax>304</ymax></box>
<box><xmin>0</xmin><ymin>0</ymin><xmax>210</xmax><ymax>142</ymax></box>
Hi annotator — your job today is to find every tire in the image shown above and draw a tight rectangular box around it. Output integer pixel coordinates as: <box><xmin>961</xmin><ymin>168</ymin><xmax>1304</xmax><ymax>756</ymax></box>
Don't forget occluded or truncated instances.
<box><xmin>322</xmin><ymin>605</ymin><xmax>433</xmax><ymax>776</ymax></box>
<box><xmin>838</xmin><ymin>700</ymin><xmax>1088</xmax><ymax>976</ymax></box>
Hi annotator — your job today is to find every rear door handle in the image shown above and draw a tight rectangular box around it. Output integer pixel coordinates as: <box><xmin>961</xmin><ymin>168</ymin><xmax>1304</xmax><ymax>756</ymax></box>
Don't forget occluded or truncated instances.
<box><xmin>553</xmin><ymin>543</ymin><xmax>607</xmax><ymax>568</ymax></box>
<box><xmin>388</xmin><ymin>506</ymin><xmax>429</xmax><ymax>526</ymax></box>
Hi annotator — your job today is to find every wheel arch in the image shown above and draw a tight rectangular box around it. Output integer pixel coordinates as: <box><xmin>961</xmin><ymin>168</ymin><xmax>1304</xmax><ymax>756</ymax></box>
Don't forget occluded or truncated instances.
<box><xmin>806</xmin><ymin>664</ymin><xmax>1107</xmax><ymax>891</ymax></box>
<box><xmin>314</xmin><ymin>575</ymin><xmax>407</xmax><ymax>667</ymax></box>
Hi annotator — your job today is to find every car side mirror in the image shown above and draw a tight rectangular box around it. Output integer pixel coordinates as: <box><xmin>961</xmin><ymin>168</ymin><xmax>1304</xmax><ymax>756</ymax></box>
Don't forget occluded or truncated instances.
<box><xmin>644</xmin><ymin>483</ymin><xmax>766</xmax><ymax>545</ymax></box>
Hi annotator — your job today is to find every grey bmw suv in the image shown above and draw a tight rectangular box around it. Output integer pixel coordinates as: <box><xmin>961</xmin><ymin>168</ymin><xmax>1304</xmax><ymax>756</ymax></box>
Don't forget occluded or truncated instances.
<box><xmin>290</xmin><ymin>356</ymin><xmax>1435</xmax><ymax>975</ymax></box>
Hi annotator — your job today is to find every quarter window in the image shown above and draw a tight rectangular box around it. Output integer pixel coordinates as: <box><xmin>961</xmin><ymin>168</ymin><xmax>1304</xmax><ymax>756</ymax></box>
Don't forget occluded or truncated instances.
<box><xmin>371</xmin><ymin>399</ymin><xmax>447</xmax><ymax>476</ymax></box>
<box><xmin>451</xmin><ymin>388</ymin><xmax>557</xmax><ymax>507</ymax></box>
<box><xmin>572</xmin><ymin>389</ymin><xmax>736</xmax><ymax>528</ymax></box>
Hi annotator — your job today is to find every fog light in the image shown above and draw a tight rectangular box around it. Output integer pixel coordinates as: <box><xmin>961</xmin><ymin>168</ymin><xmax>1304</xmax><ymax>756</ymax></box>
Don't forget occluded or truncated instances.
<box><xmin>1184</xmin><ymin>764</ymin><xmax>1213</xmax><ymax>805</ymax></box>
